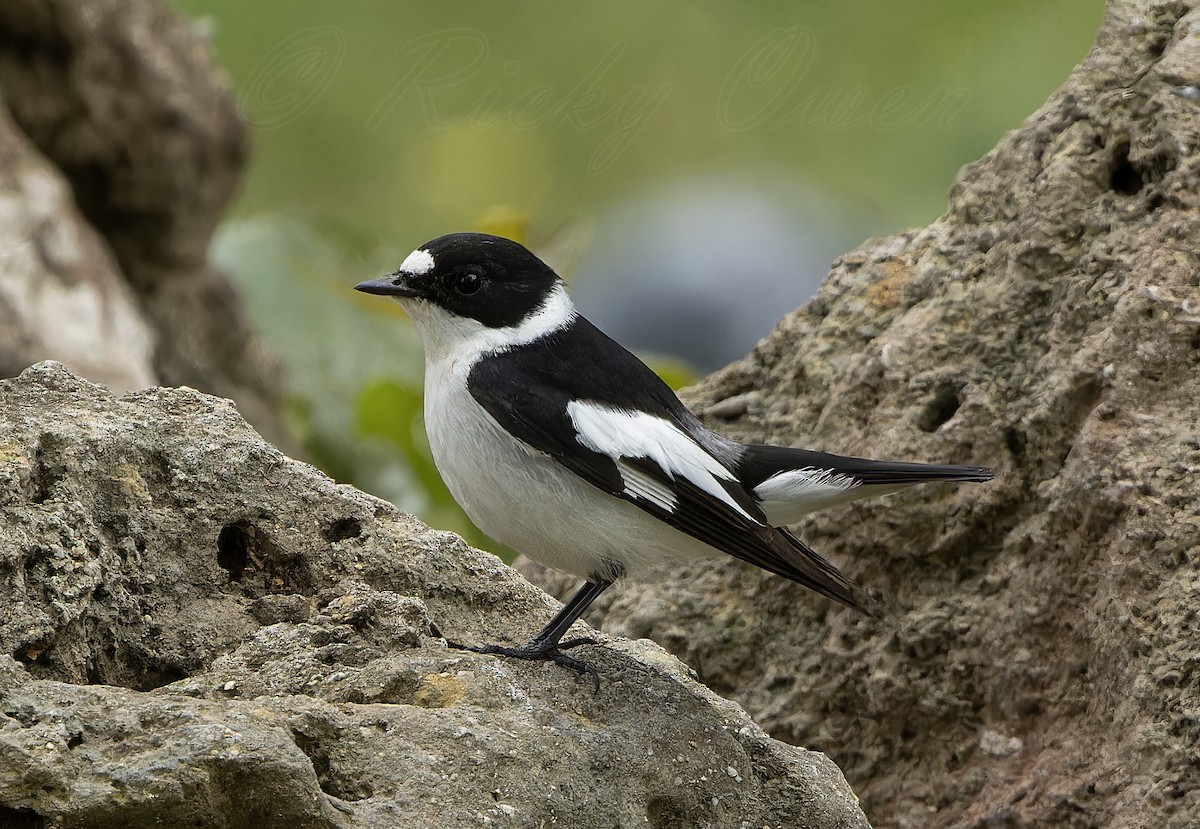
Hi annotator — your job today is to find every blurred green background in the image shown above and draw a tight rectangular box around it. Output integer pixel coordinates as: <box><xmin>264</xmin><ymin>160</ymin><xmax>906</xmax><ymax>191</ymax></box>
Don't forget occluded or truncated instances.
<box><xmin>168</xmin><ymin>0</ymin><xmax>1102</xmax><ymax>549</ymax></box>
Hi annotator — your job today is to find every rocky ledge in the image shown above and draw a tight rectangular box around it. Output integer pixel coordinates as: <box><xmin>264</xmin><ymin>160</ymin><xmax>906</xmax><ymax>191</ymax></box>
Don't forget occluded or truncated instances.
<box><xmin>0</xmin><ymin>362</ymin><xmax>869</xmax><ymax>829</ymax></box>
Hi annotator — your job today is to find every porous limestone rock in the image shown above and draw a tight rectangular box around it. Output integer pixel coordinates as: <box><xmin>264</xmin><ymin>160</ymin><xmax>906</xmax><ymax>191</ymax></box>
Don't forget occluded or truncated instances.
<box><xmin>523</xmin><ymin>2</ymin><xmax>1200</xmax><ymax>827</ymax></box>
<box><xmin>0</xmin><ymin>362</ymin><xmax>869</xmax><ymax>829</ymax></box>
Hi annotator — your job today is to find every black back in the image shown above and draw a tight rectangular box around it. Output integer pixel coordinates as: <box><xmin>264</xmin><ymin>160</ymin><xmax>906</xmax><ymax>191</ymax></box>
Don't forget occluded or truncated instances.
<box><xmin>467</xmin><ymin>318</ymin><xmax>869</xmax><ymax>613</ymax></box>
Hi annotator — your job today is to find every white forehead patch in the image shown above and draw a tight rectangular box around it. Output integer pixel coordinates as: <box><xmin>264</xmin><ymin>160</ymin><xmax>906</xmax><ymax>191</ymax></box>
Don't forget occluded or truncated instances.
<box><xmin>398</xmin><ymin>248</ymin><xmax>435</xmax><ymax>276</ymax></box>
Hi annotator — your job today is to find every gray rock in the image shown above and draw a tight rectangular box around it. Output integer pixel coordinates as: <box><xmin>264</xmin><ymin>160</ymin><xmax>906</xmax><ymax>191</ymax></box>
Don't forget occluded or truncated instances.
<box><xmin>524</xmin><ymin>2</ymin><xmax>1200</xmax><ymax>827</ymax></box>
<box><xmin>0</xmin><ymin>0</ymin><xmax>288</xmax><ymax>447</ymax></box>
<box><xmin>0</xmin><ymin>362</ymin><xmax>869</xmax><ymax>829</ymax></box>
<box><xmin>0</xmin><ymin>95</ymin><xmax>156</xmax><ymax>391</ymax></box>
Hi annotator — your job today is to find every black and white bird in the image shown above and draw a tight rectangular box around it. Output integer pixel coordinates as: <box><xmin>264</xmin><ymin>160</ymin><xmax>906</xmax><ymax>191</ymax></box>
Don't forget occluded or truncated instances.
<box><xmin>356</xmin><ymin>233</ymin><xmax>993</xmax><ymax>674</ymax></box>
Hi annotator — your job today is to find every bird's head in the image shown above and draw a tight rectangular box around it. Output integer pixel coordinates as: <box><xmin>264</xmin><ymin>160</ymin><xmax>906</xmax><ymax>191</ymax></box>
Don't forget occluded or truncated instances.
<box><xmin>356</xmin><ymin>233</ymin><xmax>575</xmax><ymax>362</ymax></box>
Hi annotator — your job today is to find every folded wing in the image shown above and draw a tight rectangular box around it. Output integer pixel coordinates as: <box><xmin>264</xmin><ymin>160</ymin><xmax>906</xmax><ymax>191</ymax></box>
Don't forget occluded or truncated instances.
<box><xmin>468</xmin><ymin>354</ymin><xmax>869</xmax><ymax>613</ymax></box>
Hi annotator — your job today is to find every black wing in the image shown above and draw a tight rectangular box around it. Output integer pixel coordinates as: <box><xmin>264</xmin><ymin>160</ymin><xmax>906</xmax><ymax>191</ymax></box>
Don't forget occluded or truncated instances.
<box><xmin>467</xmin><ymin>321</ymin><xmax>869</xmax><ymax>613</ymax></box>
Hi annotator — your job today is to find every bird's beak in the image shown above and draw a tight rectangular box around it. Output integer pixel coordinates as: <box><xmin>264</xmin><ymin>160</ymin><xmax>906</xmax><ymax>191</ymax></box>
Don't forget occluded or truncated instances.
<box><xmin>354</xmin><ymin>272</ymin><xmax>420</xmax><ymax>298</ymax></box>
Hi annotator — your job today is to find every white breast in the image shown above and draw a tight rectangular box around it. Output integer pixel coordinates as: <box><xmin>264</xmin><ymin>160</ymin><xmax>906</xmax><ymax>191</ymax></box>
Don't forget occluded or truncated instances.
<box><xmin>397</xmin><ymin>286</ymin><xmax>724</xmax><ymax>581</ymax></box>
<box><xmin>422</xmin><ymin>359</ymin><xmax>721</xmax><ymax>582</ymax></box>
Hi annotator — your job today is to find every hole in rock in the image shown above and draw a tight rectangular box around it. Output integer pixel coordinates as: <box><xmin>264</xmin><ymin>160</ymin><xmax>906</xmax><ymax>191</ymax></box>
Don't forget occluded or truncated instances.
<box><xmin>14</xmin><ymin>644</ymin><xmax>53</xmax><ymax>673</ymax></box>
<box><xmin>0</xmin><ymin>807</ymin><xmax>45</xmax><ymax>829</ymax></box>
<box><xmin>134</xmin><ymin>664</ymin><xmax>189</xmax><ymax>692</ymax></box>
<box><xmin>323</xmin><ymin>517</ymin><xmax>363</xmax><ymax>542</ymax></box>
<box><xmin>1004</xmin><ymin>427</ymin><xmax>1026</xmax><ymax>458</ymax></box>
<box><xmin>216</xmin><ymin>521</ymin><xmax>313</xmax><ymax>595</ymax></box>
<box><xmin>918</xmin><ymin>386</ymin><xmax>961</xmax><ymax>433</ymax></box>
<box><xmin>29</xmin><ymin>434</ymin><xmax>66</xmax><ymax>504</ymax></box>
<box><xmin>217</xmin><ymin>522</ymin><xmax>252</xmax><ymax>582</ymax></box>
<box><xmin>1109</xmin><ymin>143</ymin><xmax>1145</xmax><ymax>196</ymax></box>
<box><xmin>291</xmin><ymin>729</ymin><xmax>373</xmax><ymax>802</ymax></box>
<box><xmin>646</xmin><ymin>796</ymin><xmax>695</xmax><ymax>829</ymax></box>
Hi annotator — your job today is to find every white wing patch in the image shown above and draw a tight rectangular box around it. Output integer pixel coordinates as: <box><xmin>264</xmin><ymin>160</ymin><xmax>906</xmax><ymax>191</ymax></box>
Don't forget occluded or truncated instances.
<box><xmin>567</xmin><ymin>401</ymin><xmax>760</xmax><ymax>524</ymax></box>
<box><xmin>398</xmin><ymin>248</ymin><xmax>435</xmax><ymax>275</ymax></box>
<box><xmin>616</xmin><ymin>459</ymin><xmax>678</xmax><ymax>511</ymax></box>
<box><xmin>753</xmin><ymin>467</ymin><xmax>860</xmax><ymax>524</ymax></box>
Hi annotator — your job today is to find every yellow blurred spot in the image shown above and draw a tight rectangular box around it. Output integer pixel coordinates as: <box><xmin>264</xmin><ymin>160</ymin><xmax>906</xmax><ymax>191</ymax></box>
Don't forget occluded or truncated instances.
<box><xmin>642</xmin><ymin>354</ymin><xmax>698</xmax><ymax>390</ymax></box>
<box><xmin>475</xmin><ymin>206</ymin><xmax>529</xmax><ymax>244</ymax></box>
<box><xmin>404</xmin><ymin>124</ymin><xmax>551</xmax><ymax>222</ymax></box>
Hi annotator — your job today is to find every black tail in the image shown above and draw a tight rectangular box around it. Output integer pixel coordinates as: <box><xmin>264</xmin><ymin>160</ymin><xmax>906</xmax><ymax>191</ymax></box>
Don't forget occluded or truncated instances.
<box><xmin>739</xmin><ymin>444</ymin><xmax>994</xmax><ymax>489</ymax></box>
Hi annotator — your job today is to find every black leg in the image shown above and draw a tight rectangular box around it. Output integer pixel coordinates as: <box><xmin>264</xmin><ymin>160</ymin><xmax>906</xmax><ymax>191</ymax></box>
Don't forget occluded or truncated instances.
<box><xmin>523</xmin><ymin>579</ymin><xmax>611</xmax><ymax>651</ymax></box>
<box><xmin>448</xmin><ymin>579</ymin><xmax>613</xmax><ymax>685</ymax></box>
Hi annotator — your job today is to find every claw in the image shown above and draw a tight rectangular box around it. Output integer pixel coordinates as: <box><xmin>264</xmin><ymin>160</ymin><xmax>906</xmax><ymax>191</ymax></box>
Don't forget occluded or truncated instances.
<box><xmin>440</xmin><ymin>579</ymin><xmax>613</xmax><ymax>695</ymax></box>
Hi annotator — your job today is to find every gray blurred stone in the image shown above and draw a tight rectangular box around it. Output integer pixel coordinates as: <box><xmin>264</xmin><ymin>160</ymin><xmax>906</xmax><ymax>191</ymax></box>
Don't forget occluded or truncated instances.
<box><xmin>570</xmin><ymin>180</ymin><xmax>858</xmax><ymax>371</ymax></box>
<box><xmin>0</xmin><ymin>96</ymin><xmax>156</xmax><ymax>392</ymax></box>
<box><xmin>0</xmin><ymin>0</ymin><xmax>288</xmax><ymax>447</ymax></box>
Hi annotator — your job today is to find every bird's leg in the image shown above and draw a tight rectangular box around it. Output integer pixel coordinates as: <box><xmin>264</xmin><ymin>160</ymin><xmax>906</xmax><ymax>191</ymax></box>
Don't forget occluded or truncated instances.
<box><xmin>449</xmin><ymin>579</ymin><xmax>614</xmax><ymax>682</ymax></box>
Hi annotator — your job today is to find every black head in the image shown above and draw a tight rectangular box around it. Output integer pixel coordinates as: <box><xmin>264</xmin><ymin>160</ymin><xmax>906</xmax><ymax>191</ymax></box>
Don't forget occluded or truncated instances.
<box><xmin>355</xmin><ymin>233</ymin><xmax>562</xmax><ymax>329</ymax></box>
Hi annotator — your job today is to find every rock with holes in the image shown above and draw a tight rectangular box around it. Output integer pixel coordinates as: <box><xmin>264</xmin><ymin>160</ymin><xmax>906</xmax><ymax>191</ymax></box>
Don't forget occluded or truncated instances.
<box><xmin>0</xmin><ymin>362</ymin><xmax>868</xmax><ymax>828</ymax></box>
<box><xmin>519</xmin><ymin>2</ymin><xmax>1200</xmax><ymax>828</ymax></box>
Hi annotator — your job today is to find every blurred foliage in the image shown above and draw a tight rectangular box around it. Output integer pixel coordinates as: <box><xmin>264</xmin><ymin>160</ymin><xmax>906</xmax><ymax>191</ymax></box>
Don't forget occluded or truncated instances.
<box><xmin>178</xmin><ymin>0</ymin><xmax>1101</xmax><ymax>553</ymax></box>
<box><xmin>646</xmin><ymin>357</ymin><xmax>699</xmax><ymax>392</ymax></box>
<box><xmin>174</xmin><ymin>0</ymin><xmax>1101</xmax><ymax>237</ymax></box>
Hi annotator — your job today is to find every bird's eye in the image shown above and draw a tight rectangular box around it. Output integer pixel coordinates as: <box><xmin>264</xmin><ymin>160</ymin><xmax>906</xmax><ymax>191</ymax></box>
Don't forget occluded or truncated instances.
<box><xmin>454</xmin><ymin>270</ymin><xmax>482</xmax><ymax>296</ymax></box>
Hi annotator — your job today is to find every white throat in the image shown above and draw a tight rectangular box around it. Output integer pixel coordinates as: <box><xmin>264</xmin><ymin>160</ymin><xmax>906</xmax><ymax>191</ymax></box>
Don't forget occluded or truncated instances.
<box><xmin>398</xmin><ymin>281</ymin><xmax>577</xmax><ymax>372</ymax></box>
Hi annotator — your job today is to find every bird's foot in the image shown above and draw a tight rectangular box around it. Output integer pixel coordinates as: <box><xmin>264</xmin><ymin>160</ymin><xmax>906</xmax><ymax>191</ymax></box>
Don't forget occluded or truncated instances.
<box><xmin>447</xmin><ymin>637</ymin><xmax>601</xmax><ymax>691</ymax></box>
